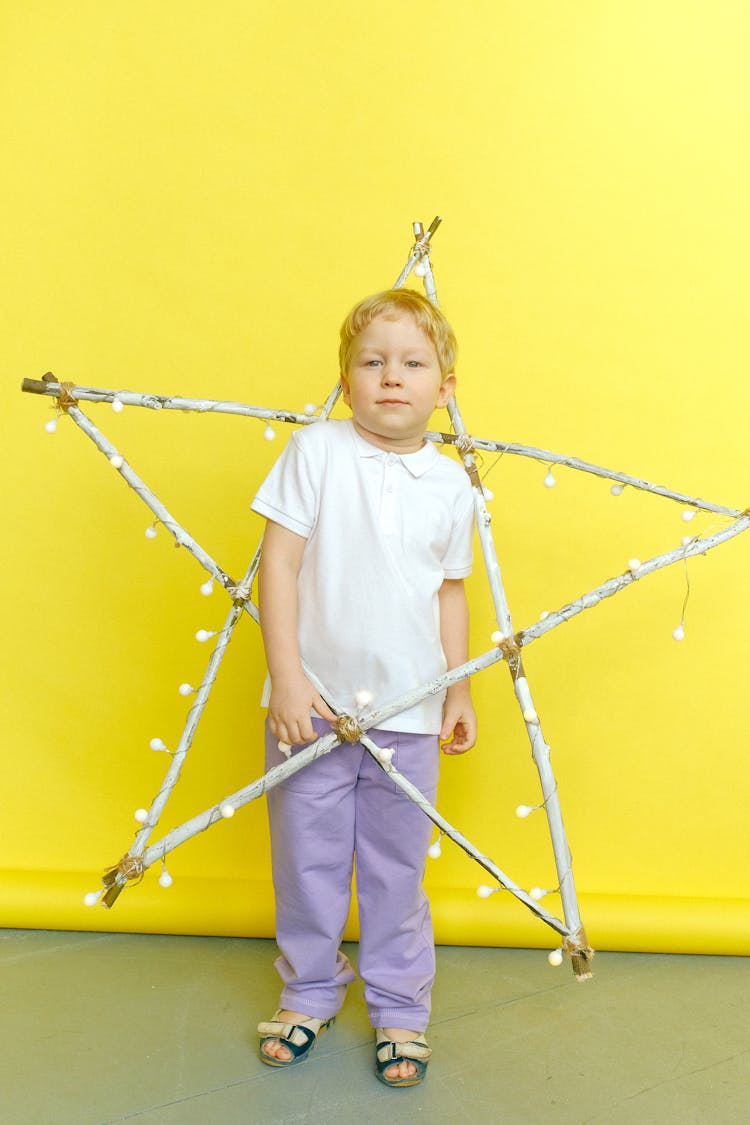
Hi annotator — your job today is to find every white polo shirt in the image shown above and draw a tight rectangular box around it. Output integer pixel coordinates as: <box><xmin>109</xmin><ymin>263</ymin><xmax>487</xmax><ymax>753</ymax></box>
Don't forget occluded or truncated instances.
<box><xmin>251</xmin><ymin>418</ymin><xmax>474</xmax><ymax>733</ymax></box>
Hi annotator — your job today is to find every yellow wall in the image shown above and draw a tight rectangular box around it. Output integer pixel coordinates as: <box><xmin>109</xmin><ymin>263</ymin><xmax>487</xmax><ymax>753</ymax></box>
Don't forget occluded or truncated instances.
<box><xmin>3</xmin><ymin>2</ymin><xmax>749</xmax><ymax>957</ymax></box>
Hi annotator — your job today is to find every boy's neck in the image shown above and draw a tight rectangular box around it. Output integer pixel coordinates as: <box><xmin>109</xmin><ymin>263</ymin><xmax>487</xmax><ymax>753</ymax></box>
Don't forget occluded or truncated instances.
<box><xmin>350</xmin><ymin>418</ymin><xmax>426</xmax><ymax>454</ymax></box>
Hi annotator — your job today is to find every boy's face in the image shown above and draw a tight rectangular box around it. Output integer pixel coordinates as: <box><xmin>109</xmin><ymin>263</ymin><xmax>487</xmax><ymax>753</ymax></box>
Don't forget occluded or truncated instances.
<box><xmin>340</xmin><ymin>312</ymin><xmax>455</xmax><ymax>453</ymax></box>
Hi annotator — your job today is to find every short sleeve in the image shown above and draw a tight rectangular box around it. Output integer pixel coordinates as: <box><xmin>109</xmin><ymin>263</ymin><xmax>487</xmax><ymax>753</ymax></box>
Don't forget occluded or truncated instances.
<box><xmin>441</xmin><ymin>477</ymin><xmax>474</xmax><ymax>579</ymax></box>
<box><xmin>251</xmin><ymin>430</ymin><xmax>318</xmax><ymax>538</ymax></box>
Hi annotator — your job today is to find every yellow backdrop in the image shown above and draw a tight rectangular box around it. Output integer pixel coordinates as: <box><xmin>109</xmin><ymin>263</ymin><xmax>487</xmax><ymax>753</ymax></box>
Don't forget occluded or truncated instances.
<box><xmin>3</xmin><ymin>2</ymin><xmax>749</xmax><ymax>957</ymax></box>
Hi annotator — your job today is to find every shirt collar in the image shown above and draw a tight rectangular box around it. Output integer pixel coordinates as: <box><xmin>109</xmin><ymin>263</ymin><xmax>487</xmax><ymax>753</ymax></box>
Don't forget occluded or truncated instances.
<box><xmin>349</xmin><ymin>421</ymin><xmax>440</xmax><ymax>478</ymax></box>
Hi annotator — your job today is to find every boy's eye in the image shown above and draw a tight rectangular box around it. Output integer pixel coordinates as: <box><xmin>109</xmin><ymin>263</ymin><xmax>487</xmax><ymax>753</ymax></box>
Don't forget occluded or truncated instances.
<box><xmin>406</xmin><ymin>360</ymin><xmax>421</xmax><ymax>367</ymax></box>
<box><xmin>365</xmin><ymin>359</ymin><xmax>382</xmax><ymax>367</ymax></box>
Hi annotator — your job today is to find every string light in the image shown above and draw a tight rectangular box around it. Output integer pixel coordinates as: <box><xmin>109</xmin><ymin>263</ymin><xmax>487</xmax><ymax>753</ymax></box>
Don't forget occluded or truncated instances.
<box><xmin>158</xmin><ymin>866</ymin><xmax>173</xmax><ymax>888</ymax></box>
<box><xmin>529</xmin><ymin>886</ymin><xmax>547</xmax><ymax>901</ymax></box>
<box><xmin>483</xmin><ymin>486</ymin><xmax>494</xmax><ymax>501</ymax></box>
<box><xmin>355</xmin><ymin>689</ymin><xmax>373</xmax><ymax>709</ymax></box>
<box><xmin>610</xmin><ymin>483</ymin><xmax>624</xmax><ymax>496</ymax></box>
<box><xmin>539</xmin><ymin>610</ymin><xmax>549</xmax><ymax>621</ymax></box>
<box><xmin>414</xmin><ymin>261</ymin><xmax>427</xmax><ymax>277</ymax></box>
<box><xmin>522</xmin><ymin>708</ymin><xmax>538</xmax><ymax>724</ymax></box>
<box><xmin>220</xmin><ymin>802</ymin><xmax>235</xmax><ymax>818</ymax></box>
<box><xmin>150</xmin><ymin>737</ymin><xmax>170</xmax><ymax>753</ymax></box>
<box><xmin>178</xmin><ymin>683</ymin><xmax>195</xmax><ymax>696</ymax></box>
<box><xmin>427</xmin><ymin>832</ymin><xmax>444</xmax><ymax>859</ymax></box>
<box><xmin>547</xmin><ymin>948</ymin><xmax>564</xmax><ymax>967</ymax></box>
<box><xmin>628</xmin><ymin>558</ymin><xmax>642</xmax><ymax>575</ymax></box>
<box><xmin>145</xmin><ymin>523</ymin><xmax>158</xmax><ymax>539</ymax></box>
<box><xmin>111</xmin><ymin>395</ymin><xmax>124</xmax><ymax>413</ymax></box>
<box><xmin>200</xmin><ymin>578</ymin><xmax>214</xmax><ymax>596</ymax></box>
<box><xmin>263</xmin><ymin>424</ymin><xmax>276</xmax><ymax>441</ymax></box>
<box><xmin>682</xmin><ymin>508</ymin><xmax>697</xmax><ymax>523</ymax></box>
<box><xmin>477</xmin><ymin>884</ymin><xmax>499</xmax><ymax>898</ymax></box>
<box><xmin>44</xmin><ymin>417</ymin><xmax>57</xmax><ymax>434</ymax></box>
<box><xmin>195</xmin><ymin>629</ymin><xmax>216</xmax><ymax>643</ymax></box>
<box><xmin>83</xmin><ymin>890</ymin><xmax>101</xmax><ymax>907</ymax></box>
<box><xmin>543</xmin><ymin>468</ymin><xmax>556</xmax><ymax>488</ymax></box>
<box><xmin>376</xmin><ymin>746</ymin><xmax>394</xmax><ymax>769</ymax></box>
<box><xmin>515</xmin><ymin>803</ymin><xmax>539</xmax><ymax>819</ymax></box>
<box><xmin>303</xmin><ymin>403</ymin><xmax>318</xmax><ymax>416</ymax></box>
<box><xmin>490</xmin><ymin>630</ymin><xmax>505</xmax><ymax>644</ymax></box>
<box><xmin>134</xmin><ymin>808</ymin><xmax>149</xmax><ymax>823</ymax></box>
<box><xmin>672</xmin><ymin>624</ymin><xmax>685</xmax><ymax>641</ymax></box>
<box><xmin>109</xmin><ymin>454</ymin><xmax>124</xmax><ymax>469</ymax></box>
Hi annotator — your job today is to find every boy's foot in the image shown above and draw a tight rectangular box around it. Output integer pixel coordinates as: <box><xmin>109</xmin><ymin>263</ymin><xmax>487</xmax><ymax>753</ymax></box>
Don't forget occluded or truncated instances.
<box><xmin>258</xmin><ymin>1009</ymin><xmax>334</xmax><ymax>1066</ymax></box>
<box><xmin>376</xmin><ymin>1027</ymin><xmax>432</xmax><ymax>1086</ymax></box>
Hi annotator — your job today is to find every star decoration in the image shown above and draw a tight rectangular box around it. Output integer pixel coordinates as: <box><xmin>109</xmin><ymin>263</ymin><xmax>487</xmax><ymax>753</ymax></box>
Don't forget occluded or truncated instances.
<box><xmin>23</xmin><ymin>218</ymin><xmax>750</xmax><ymax>978</ymax></box>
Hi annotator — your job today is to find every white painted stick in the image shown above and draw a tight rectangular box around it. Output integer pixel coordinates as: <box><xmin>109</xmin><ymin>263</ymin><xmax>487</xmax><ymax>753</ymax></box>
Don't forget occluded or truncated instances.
<box><xmin>426</xmin><ymin>430</ymin><xmax>741</xmax><ymax>517</ymax></box>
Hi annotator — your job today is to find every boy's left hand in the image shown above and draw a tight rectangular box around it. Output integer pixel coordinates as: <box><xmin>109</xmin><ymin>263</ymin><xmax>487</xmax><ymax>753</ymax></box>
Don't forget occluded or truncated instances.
<box><xmin>440</xmin><ymin>687</ymin><xmax>477</xmax><ymax>755</ymax></box>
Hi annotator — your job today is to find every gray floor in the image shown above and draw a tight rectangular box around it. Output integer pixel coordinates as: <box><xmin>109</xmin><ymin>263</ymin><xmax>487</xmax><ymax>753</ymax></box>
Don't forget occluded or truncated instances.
<box><xmin>1</xmin><ymin>929</ymin><xmax>747</xmax><ymax>1124</ymax></box>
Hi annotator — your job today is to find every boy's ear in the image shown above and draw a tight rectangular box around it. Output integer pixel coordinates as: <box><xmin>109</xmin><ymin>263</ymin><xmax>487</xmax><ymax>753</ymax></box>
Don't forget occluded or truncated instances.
<box><xmin>339</xmin><ymin>373</ymin><xmax>351</xmax><ymax>405</ymax></box>
<box><xmin>437</xmin><ymin>373</ymin><xmax>456</xmax><ymax>407</ymax></box>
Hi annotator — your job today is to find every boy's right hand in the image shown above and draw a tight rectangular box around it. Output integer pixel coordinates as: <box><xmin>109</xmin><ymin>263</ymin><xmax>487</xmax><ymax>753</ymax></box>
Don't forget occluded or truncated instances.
<box><xmin>267</xmin><ymin>670</ymin><xmax>337</xmax><ymax>747</ymax></box>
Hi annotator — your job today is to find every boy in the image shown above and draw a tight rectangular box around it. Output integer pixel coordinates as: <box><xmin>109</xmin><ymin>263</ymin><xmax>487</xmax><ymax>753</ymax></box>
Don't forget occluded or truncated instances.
<box><xmin>252</xmin><ymin>288</ymin><xmax>476</xmax><ymax>1086</ymax></box>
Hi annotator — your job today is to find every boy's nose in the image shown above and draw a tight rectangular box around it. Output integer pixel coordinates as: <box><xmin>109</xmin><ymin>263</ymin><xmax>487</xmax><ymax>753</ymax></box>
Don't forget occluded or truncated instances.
<box><xmin>381</xmin><ymin>363</ymin><xmax>404</xmax><ymax>385</ymax></box>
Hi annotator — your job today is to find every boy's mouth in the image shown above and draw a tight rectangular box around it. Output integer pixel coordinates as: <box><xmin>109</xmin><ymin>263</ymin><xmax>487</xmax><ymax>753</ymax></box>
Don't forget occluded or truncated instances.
<box><xmin>378</xmin><ymin>398</ymin><xmax>408</xmax><ymax>405</ymax></box>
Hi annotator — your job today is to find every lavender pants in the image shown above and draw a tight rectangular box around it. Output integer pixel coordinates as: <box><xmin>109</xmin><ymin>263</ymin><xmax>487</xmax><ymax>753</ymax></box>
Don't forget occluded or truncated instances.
<box><xmin>264</xmin><ymin>717</ymin><xmax>439</xmax><ymax>1032</ymax></box>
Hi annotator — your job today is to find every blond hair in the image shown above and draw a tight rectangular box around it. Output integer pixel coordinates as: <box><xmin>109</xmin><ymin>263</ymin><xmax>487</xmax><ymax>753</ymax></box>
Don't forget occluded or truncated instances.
<box><xmin>338</xmin><ymin>289</ymin><xmax>457</xmax><ymax>377</ymax></box>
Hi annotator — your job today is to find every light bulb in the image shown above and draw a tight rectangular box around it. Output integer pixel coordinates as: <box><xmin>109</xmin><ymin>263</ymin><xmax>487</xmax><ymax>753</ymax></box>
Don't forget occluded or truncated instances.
<box><xmin>83</xmin><ymin>891</ymin><xmax>100</xmax><ymax>907</ymax></box>
<box><xmin>303</xmin><ymin>403</ymin><xmax>317</xmax><ymax>416</ymax></box>
<box><xmin>477</xmin><ymin>884</ymin><xmax>495</xmax><ymax>899</ymax></box>
<box><xmin>628</xmin><ymin>558</ymin><xmax>642</xmax><ymax>575</ymax></box>
<box><xmin>263</xmin><ymin>424</ymin><xmax>276</xmax><ymax>441</ymax></box>
<box><xmin>427</xmin><ymin>840</ymin><xmax>442</xmax><ymax>859</ymax></box>
<box><xmin>355</xmin><ymin>689</ymin><xmax>373</xmax><ymax>708</ymax></box>
<box><xmin>547</xmin><ymin>949</ymin><xmax>564</xmax><ymax>967</ymax></box>
<box><xmin>377</xmin><ymin>747</ymin><xmax>394</xmax><ymax>767</ymax></box>
<box><xmin>149</xmin><ymin>737</ymin><xmax>166</xmax><ymax>752</ymax></box>
<box><xmin>195</xmin><ymin>629</ymin><xmax>216</xmax><ymax>643</ymax></box>
<box><xmin>682</xmin><ymin>509</ymin><xmax>697</xmax><ymax>522</ymax></box>
<box><xmin>522</xmin><ymin>709</ymin><xmax>538</xmax><ymax>724</ymax></box>
<box><xmin>178</xmin><ymin>683</ymin><xmax>194</xmax><ymax>697</ymax></box>
<box><xmin>145</xmin><ymin>525</ymin><xmax>158</xmax><ymax>539</ymax></box>
<box><xmin>45</xmin><ymin>417</ymin><xmax>57</xmax><ymax>433</ymax></box>
<box><xmin>530</xmin><ymin>886</ymin><xmax>546</xmax><ymax>901</ymax></box>
<box><xmin>672</xmin><ymin>623</ymin><xmax>685</xmax><ymax>641</ymax></box>
<box><xmin>539</xmin><ymin>610</ymin><xmax>549</xmax><ymax>621</ymax></box>
<box><xmin>543</xmin><ymin>469</ymin><xmax>556</xmax><ymax>488</ymax></box>
<box><xmin>200</xmin><ymin>578</ymin><xmax>214</xmax><ymax>596</ymax></box>
<box><xmin>414</xmin><ymin>261</ymin><xmax>426</xmax><ymax>277</ymax></box>
<box><xmin>491</xmin><ymin>630</ymin><xmax>505</xmax><ymax>644</ymax></box>
<box><xmin>109</xmin><ymin>454</ymin><xmax>123</xmax><ymax>469</ymax></box>
<box><xmin>220</xmin><ymin>803</ymin><xmax>235</xmax><ymax>818</ymax></box>
<box><xmin>111</xmin><ymin>396</ymin><xmax>124</xmax><ymax>413</ymax></box>
<box><xmin>610</xmin><ymin>483</ymin><xmax>624</xmax><ymax>496</ymax></box>
<box><xmin>483</xmin><ymin>487</ymin><xmax>494</xmax><ymax>501</ymax></box>
<box><xmin>158</xmin><ymin>870</ymin><xmax>173</xmax><ymax>888</ymax></box>
<box><xmin>516</xmin><ymin>804</ymin><xmax>533</xmax><ymax>819</ymax></box>
<box><xmin>134</xmin><ymin>808</ymin><xmax>149</xmax><ymax>823</ymax></box>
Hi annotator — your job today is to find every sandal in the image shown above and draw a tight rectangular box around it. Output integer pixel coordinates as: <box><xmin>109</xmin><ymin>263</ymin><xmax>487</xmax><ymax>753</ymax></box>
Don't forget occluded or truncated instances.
<box><xmin>258</xmin><ymin>1010</ymin><xmax>335</xmax><ymax>1067</ymax></box>
<box><xmin>375</xmin><ymin>1029</ymin><xmax>432</xmax><ymax>1087</ymax></box>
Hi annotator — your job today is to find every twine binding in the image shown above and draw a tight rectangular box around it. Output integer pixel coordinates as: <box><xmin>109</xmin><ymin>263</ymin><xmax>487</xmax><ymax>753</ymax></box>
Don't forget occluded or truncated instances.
<box><xmin>332</xmin><ymin>715</ymin><xmax>362</xmax><ymax>743</ymax></box>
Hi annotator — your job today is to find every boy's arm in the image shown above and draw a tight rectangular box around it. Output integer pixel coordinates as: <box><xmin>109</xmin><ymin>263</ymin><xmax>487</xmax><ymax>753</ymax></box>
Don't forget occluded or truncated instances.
<box><xmin>258</xmin><ymin>519</ymin><xmax>336</xmax><ymax>746</ymax></box>
<box><xmin>438</xmin><ymin>578</ymin><xmax>477</xmax><ymax>755</ymax></box>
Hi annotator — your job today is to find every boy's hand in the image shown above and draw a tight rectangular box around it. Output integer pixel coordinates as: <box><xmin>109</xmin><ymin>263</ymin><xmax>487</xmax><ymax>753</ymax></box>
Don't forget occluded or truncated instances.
<box><xmin>440</xmin><ymin>685</ymin><xmax>477</xmax><ymax>755</ymax></box>
<box><xmin>268</xmin><ymin>670</ymin><xmax>336</xmax><ymax>747</ymax></box>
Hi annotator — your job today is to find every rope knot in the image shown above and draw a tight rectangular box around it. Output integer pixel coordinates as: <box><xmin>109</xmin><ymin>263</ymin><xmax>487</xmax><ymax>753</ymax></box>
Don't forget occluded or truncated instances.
<box><xmin>58</xmin><ymin>381</ymin><xmax>79</xmax><ymax>412</ymax></box>
<box><xmin>456</xmin><ymin>434</ymin><xmax>475</xmax><ymax>456</ymax></box>
<box><xmin>332</xmin><ymin>715</ymin><xmax>363</xmax><ymax>743</ymax></box>
<box><xmin>102</xmin><ymin>852</ymin><xmax>145</xmax><ymax>888</ymax></box>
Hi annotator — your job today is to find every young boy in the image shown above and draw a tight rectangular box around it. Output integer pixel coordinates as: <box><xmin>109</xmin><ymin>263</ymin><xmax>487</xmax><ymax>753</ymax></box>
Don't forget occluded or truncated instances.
<box><xmin>251</xmin><ymin>288</ymin><xmax>476</xmax><ymax>1086</ymax></box>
